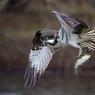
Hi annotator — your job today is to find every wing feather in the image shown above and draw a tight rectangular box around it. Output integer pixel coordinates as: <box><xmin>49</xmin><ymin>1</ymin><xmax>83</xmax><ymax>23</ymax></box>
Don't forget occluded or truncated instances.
<box><xmin>80</xmin><ymin>41</ymin><xmax>95</xmax><ymax>51</ymax></box>
<box><xmin>24</xmin><ymin>46</ymin><xmax>53</xmax><ymax>87</ymax></box>
<box><xmin>81</xmin><ymin>30</ymin><xmax>95</xmax><ymax>42</ymax></box>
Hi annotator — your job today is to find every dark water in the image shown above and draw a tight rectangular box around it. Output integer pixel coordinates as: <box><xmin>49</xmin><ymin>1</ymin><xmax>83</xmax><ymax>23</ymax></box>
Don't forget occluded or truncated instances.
<box><xmin>0</xmin><ymin>72</ymin><xmax>95</xmax><ymax>95</ymax></box>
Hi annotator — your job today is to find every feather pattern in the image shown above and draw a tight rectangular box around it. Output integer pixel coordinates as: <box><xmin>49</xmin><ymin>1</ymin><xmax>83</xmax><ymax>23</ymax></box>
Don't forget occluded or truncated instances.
<box><xmin>80</xmin><ymin>41</ymin><xmax>95</xmax><ymax>51</ymax></box>
<box><xmin>24</xmin><ymin>30</ymin><xmax>57</xmax><ymax>87</ymax></box>
<box><xmin>24</xmin><ymin>46</ymin><xmax>53</xmax><ymax>87</ymax></box>
<box><xmin>79</xmin><ymin>30</ymin><xmax>95</xmax><ymax>53</ymax></box>
<box><xmin>81</xmin><ymin>30</ymin><xmax>95</xmax><ymax>42</ymax></box>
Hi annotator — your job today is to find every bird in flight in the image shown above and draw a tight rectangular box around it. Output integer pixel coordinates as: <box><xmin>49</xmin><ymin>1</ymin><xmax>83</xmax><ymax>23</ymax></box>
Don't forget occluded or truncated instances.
<box><xmin>24</xmin><ymin>11</ymin><xmax>95</xmax><ymax>87</ymax></box>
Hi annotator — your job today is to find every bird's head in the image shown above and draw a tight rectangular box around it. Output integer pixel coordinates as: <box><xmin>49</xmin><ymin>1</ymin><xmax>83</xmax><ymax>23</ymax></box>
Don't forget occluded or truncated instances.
<box><xmin>32</xmin><ymin>29</ymin><xmax>58</xmax><ymax>50</ymax></box>
<box><xmin>52</xmin><ymin>11</ymin><xmax>89</xmax><ymax>34</ymax></box>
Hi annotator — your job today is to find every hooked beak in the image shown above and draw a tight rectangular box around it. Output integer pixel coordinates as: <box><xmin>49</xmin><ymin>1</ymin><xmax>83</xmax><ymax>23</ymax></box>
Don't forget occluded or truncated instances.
<box><xmin>52</xmin><ymin>11</ymin><xmax>89</xmax><ymax>34</ymax></box>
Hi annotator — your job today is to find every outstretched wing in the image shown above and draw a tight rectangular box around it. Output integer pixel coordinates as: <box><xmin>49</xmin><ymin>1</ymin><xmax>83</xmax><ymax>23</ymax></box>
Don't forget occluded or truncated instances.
<box><xmin>24</xmin><ymin>30</ymin><xmax>58</xmax><ymax>87</ymax></box>
<box><xmin>24</xmin><ymin>46</ymin><xmax>53</xmax><ymax>87</ymax></box>
<box><xmin>52</xmin><ymin>11</ymin><xmax>89</xmax><ymax>46</ymax></box>
<box><xmin>52</xmin><ymin>11</ymin><xmax>89</xmax><ymax>34</ymax></box>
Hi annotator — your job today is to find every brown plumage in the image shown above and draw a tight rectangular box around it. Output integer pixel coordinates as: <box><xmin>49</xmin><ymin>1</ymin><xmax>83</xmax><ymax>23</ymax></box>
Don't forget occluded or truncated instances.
<box><xmin>80</xmin><ymin>30</ymin><xmax>95</xmax><ymax>52</ymax></box>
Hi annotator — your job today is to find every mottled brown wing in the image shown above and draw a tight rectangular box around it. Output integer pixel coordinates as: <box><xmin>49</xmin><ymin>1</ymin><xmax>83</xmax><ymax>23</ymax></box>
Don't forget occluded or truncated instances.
<box><xmin>80</xmin><ymin>30</ymin><xmax>95</xmax><ymax>52</ymax></box>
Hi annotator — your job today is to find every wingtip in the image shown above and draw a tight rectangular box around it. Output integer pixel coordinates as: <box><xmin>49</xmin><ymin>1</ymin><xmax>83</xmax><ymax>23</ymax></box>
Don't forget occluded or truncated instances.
<box><xmin>52</xmin><ymin>10</ymin><xmax>56</xmax><ymax>14</ymax></box>
<box><xmin>52</xmin><ymin>11</ymin><xmax>62</xmax><ymax>15</ymax></box>
<box><xmin>52</xmin><ymin>11</ymin><xmax>61</xmax><ymax>15</ymax></box>
<box><xmin>24</xmin><ymin>67</ymin><xmax>37</xmax><ymax>88</ymax></box>
<box><xmin>52</xmin><ymin>11</ymin><xmax>65</xmax><ymax>16</ymax></box>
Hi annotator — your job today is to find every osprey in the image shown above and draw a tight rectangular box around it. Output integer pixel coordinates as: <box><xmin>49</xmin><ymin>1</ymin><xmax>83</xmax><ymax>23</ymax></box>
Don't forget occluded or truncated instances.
<box><xmin>24</xmin><ymin>11</ymin><xmax>95</xmax><ymax>87</ymax></box>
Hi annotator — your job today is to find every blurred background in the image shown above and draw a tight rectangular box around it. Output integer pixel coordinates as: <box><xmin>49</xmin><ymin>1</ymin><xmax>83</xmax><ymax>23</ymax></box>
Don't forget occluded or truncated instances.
<box><xmin>0</xmin><ymin>0</ymin><xmax>95</xmax><ymax>95</ymax></box>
